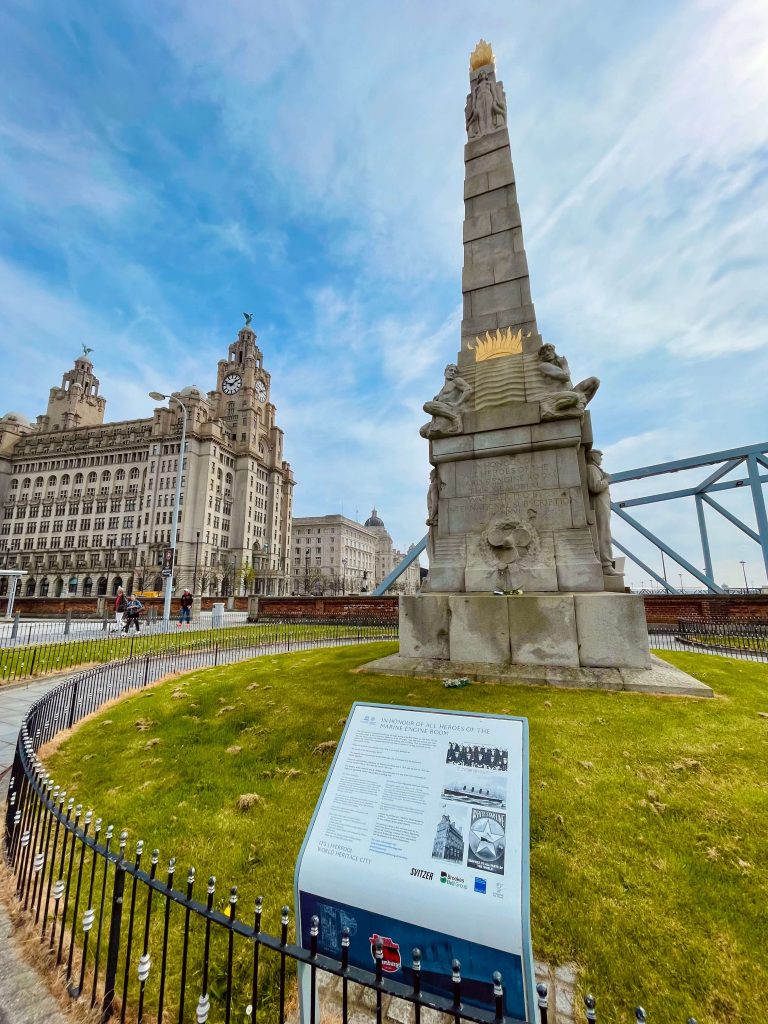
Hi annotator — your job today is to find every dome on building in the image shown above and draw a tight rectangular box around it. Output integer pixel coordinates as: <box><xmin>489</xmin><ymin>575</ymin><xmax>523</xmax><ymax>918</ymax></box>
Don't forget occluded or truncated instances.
<box><xmin>1</xmin><ymin>412</ymin><xmax>31</xmax><ymax>426</ymax></box>
<box><xmin>365</xmin><ymin>507</ymin><xmax>385</xmax><ymax>528</ymax></box>
<box><xmin>179</xmin><ymin>385</ymin><xmax>203</xmax><ymax>398</ymax></box>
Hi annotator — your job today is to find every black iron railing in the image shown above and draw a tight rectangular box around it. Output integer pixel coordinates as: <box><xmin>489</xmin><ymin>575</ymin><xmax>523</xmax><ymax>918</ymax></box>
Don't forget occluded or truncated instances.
<box><xmin>660</xmin><ymin>618</ymin><xmax>768</xmax><ymax>660</ymax></box>
<box><xmin>3</xmin><ymin>646</ymin><xmax>704</xmax><ymax>1023</ymax></box>
<box><xmin>0</xmin><ymin>616</ymin><xmax>397</xmax><ymax>683</ymax></box>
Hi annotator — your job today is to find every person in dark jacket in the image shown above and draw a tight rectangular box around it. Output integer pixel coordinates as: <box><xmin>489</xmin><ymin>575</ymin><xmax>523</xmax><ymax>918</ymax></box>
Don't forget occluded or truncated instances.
<box><xmin>178</xmin><ymin>589</ymin><xmax>193</xmax><ymax>628</ymax></box>
<box><xmin>123</xmin><ymin>594</ymin><xmax>143</xmax><ymax>632</ymax></box>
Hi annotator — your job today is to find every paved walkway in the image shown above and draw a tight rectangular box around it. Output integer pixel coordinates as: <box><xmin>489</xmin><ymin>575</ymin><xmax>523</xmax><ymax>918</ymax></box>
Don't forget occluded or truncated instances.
<box><xmin>0</xmin><ymin>676</ymin><xmax>77</xmax><ymax>1024</ymax></box>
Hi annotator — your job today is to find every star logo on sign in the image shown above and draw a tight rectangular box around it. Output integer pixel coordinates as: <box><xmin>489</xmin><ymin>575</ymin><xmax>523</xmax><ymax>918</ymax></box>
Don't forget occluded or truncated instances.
<box><xmin>470</xmin><ymin>817</ymin><xmax>504</xmax><ymax>860</ymax></box>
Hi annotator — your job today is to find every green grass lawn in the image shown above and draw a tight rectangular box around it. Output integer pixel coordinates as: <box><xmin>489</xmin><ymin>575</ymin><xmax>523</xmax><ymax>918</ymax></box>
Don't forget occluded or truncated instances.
<box><xmin>45</xmin><ymin>643</ymin><xmax>768</xmax><ymax>1023</ymax></box>
<box><xmin>0</xmin><ymin>621</ymin><xmax>392</xmax><ymax>682</ymax></box>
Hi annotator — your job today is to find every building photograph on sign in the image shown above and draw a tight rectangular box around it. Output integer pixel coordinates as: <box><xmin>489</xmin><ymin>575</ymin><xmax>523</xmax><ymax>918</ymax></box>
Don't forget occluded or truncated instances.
<box><xmin>295</xmin><ymin>702</ymin><xmax>535</xmax><ymax>1022</ymax></box>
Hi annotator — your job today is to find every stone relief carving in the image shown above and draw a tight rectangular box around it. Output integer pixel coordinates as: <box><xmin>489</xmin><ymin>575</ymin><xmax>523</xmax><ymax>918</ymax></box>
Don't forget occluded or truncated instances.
<box><xmin>537</xmin><ymin>343</ymin><xmax>600</xmax><ymax>421</ymax></box>
<box><xmin>465</xmin><ymin>71</ymin><xmax>507</xmax><ymax>138</ymax></box>
<box><xmin>482</xmin><ymin>509</ymin><xmax>540</xmax><ymax>590</ymax></box>
<box><xmin>420</xmin><ymin>364</ymin><xmax>472</xmax><ymax>439</ymax></box>
<box><xmin>426</xmin><ymin>466</ymin><xmax>443</xmax><ymax>563</ymax></box>
<box><xmin>586</xmin><ymin>449</ymin><xmax>620</xmax><ymax>575</ymax></box>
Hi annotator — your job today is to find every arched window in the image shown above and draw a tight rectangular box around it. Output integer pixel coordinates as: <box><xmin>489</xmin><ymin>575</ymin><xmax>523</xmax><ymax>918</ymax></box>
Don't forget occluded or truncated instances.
<box><xmin>25</xmin><ymin>578</ymin><xmax>36</xmax><ymax>596</ymax></box>
<box><xmin>61</xmin><ymin>474</ymin><xmax>70</xmax><ymax>485</ymax></box>
<box><xmin>226</xmin><ymin>472</ymin><xmax>233</xmax><ymax>485</ymax></box>
<box><xmin>153</xmin><ymin>575</ymin><xmax>163</xmax><ymax>591</ymax></box>
<box><xmin>74</xmin><ymin>473</ymin><xmax>84</xmax><ymax>484</ymax></box>
<box><xmin>0</xmin><ymin>579</ymin><xmax>7</xmax><ymax>596</ymax></box>
<box><xmin>97</xmin><ymin>576</ymin><xmax>108</xmax><ymax>596</ymax></box>
<box><xmin>88</xmin><ymin>472</ymin><xmax>97</xmax><ymax>483</ymax></box>
<box><xmin>68</xmin><ymin>576</ymin><xmax>78</xmax><ymax>595</ymax></box>
<box><xmin>10</xmin><ymin>479</ymin><xmax>18</xmax><ymax>490</ymax></box>
<box><xmin>101</xmin><ymin>471</ymin><xmax>111</xmax><ymax>482</ymax></box>
<box><xmin>116</xmin><ymin>469</ymin><xmax>125</xmax><ymax>481</ymax></box>
<box><xmin>47</xmin><ymin>475</ymin><xmax>56</xmax><ymax>487</ymax></box>
<box><xmin>22</xmin><ymin>477</ymin><xmax>31</xmax><ymax>489</ymax></box>
<box><xmin>54</xmin><ymin>578</ymin><xmax>63</xmax><ymax>597</ymax></box>
<box><xmin>111</xmin><ymin>576</ymin><xmax>123</xmax><ymax>597</ymax></box>
<box><xmin>209</xmin><ymin>579</ymin><xmax>217</xmax><ymax>595</ymax></box>
<box><xmin>129</xmin><ymin>468</ymin><xmax>139</xmax><ymax>479</ymax></box>
<box><xmin>40</xmin><ymin>578</ymin><xmax>50</xmax><ymax>597</ymax></box>
<box><xmin>82</xmin><ymin>576</ymin><xmax>93</xmax><ymax>596</ymax></box>
<box><xmin>34</xmin><ymin>477</ymin><xmax>44</xmax><ymax>488</ymax></box>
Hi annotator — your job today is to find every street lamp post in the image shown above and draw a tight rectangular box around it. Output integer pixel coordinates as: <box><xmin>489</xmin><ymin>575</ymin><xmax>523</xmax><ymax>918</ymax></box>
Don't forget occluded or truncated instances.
<box><xmin>740</xmin><ymin>560</ymin><xmax>749</xmax><ymax>592</ymax></box>
<box><xmin>193</xmin><ymin>531</ymin><xmax>200</xmax><ymax>596</ymax></box>
<box><xmin>149</xmin><ymin>391</ymin><xmax>187</xmax><ymax>626</ymax></box>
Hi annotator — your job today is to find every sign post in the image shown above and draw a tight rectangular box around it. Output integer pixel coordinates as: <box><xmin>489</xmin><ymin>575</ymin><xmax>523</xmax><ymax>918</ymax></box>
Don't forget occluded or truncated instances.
<box><xmin>295</xmin><ymin>702</ymin><xmax>534</xmax><ymax>1022</ymax></box>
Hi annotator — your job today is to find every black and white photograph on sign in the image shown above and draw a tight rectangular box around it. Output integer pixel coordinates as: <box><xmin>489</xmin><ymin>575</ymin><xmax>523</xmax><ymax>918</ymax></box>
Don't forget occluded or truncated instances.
<box><xmin>431</xmin><ymin>811</ymin><xmax>465</xmax><ymax>863</ymax></box>
<box><xmin>441</xmin><ymin>768</ymin><xmax>506</xmax><ymax>809</ymax></box>
<box><xmin>467</xmin><ymin>809</ymin><xmax>506</xmax><ymax>875</ymax></box>
<box><xmin>446</xmin><ymin>743</ymin><xmax>508</xmax><ymax>771</ymax></box>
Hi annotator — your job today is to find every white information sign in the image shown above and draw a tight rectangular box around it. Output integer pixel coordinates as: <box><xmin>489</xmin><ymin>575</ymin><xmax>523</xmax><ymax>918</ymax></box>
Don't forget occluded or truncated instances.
<box><xmin>294</xmin><ymin>702</ymin><xmax>534</xmax><ymax>1021</ymax></box>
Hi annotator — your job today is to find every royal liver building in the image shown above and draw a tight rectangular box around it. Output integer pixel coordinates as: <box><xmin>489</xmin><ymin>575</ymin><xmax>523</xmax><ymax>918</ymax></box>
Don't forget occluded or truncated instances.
<box><xmin>0</xmin><ymin>319</ymin><xmax>295</xmax><ymax>599</ymax></box>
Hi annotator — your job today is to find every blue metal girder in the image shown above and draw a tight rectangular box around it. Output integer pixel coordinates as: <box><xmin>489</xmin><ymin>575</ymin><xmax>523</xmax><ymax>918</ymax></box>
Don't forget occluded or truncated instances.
<box><xmin>372</xmin><ymin>535</ymin><xmax>427</xmax><ymax>596</ymax></box>
<box><xmin>695</xmin><ymin>494</ymin><xmax>715</xmax><ymax>590</ymax></box>
<box><xmin>610</xmin><ymin>442</ymin><xmax>768</xmax><ymax>484</ymax></box>
<box><xmin>611</xmin><ymin>504</ymin><xmax>725</xmax><ymax>593</ymax></box>
<box><xmin>611</xmin><ymin>538</ymin><xmax>678</xmax><ymax>593</ymax></box>
<box><xmin>700</xmin><ymin>494</ymin><xmax>760</xmax><ymax>543</ymax></box>
<box><xmin>747</xmin><ymin>454</ymin><xmax>768</xmax><ymax>577</ymax></box>
<box><xmin>615</xmin><ymin>472</ymin><xmax>768</xmax><ymax>509</ymax></box>
<box><xmin>695</xmin><ymin>457</ymin><xmax>743</xmax><ymax>492</ymax></box>
<box><xmin>757</xmin><ymin>453</ymin><xmax>768</xmax><ymax>473</ymax></box>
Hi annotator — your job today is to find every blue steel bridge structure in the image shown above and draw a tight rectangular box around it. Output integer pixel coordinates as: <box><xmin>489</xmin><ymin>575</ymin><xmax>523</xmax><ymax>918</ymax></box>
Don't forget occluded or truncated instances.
<box><xmin>373</xmin><ymin>441</ymin><xmax>768</xmax><ymax>597</ymax></box>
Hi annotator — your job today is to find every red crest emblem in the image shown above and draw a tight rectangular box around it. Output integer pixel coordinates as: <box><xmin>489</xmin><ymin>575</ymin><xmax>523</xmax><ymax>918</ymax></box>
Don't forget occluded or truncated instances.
<box><xmin>369</xmin><ymin>933</ymin><xmax>401</xmax><ymax>973</ymax></box>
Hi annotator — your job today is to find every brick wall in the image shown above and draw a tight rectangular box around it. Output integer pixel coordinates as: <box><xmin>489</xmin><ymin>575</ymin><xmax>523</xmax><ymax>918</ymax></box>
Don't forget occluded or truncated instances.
<box><xmin>253</xmin><ymin>596</ymin><xmax>399</xmax><ymax>622</ymax></box>
<box><xmin>643</xmin><ymin>594</ymin><xmax>768</xmax><ymax>625</ymax></box>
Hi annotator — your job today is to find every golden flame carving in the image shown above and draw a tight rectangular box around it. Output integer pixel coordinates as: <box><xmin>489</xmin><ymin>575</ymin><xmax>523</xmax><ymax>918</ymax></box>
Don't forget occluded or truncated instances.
<box><xmin>470</xmin><ymin>39</ymin><xmax>495</xmax><ymax>70</ymax></box>
<box><xmin>469</xmin><ymin>327</ymin><xmax>527</xmax><ymax>362</ymax></box>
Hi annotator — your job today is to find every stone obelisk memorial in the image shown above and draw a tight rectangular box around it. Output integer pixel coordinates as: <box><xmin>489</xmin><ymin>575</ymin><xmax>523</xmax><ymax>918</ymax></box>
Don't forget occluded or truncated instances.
<box><xmin>368</xmin><ymin>41</ymin><xmax>709</xmax><ymax>695</ymax></box>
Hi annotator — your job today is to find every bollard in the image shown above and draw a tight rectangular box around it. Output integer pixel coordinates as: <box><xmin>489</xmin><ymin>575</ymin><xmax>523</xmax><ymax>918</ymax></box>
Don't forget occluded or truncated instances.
<box><xmin>64</xmin><ymin>611</ymin><xmax>71</xmax><ymax>636</ymax></box>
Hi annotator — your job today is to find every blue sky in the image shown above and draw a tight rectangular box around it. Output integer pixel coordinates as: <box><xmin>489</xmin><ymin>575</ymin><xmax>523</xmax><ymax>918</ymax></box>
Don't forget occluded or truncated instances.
<box><xmin>1</xmin><ymin>0</ymin><xmax>766</xmax><ymax>587</ymax></box>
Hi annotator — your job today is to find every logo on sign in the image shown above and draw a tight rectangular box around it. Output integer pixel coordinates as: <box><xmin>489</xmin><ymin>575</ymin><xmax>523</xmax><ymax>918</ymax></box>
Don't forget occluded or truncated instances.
<box><xmin>410</xmin><ymin>868</ymin><xmax>433</xmax><ymax>881</ymax></box>
<box><xmin>369</xmin><ymin>934</ymin><xmax>401</xmax><ymax>973</ymax></box>
<box><xmin>440</xmin><ymin>870</ymin><xmax>468</xmax><ymax>890</ymax></box>
<box><xmin>474</xmin><ymin>877</ymin><xmax>487</xmax><ymax>894</ymax></box>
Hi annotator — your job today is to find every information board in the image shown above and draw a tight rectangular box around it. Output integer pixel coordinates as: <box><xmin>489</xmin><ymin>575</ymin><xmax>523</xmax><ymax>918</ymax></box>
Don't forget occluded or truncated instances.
<box><xmin>294</xmin><ymin>702</ymin><xmax>534</xmax><ymax>1022</ymax></box>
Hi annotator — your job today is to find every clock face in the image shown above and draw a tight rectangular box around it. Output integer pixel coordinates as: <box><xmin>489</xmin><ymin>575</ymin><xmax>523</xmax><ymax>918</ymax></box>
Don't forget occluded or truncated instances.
<box><xmin>222</xmin><ymin>373</ymin><xmax>242</xmax><ymax>395</ymax></box>
<box><xmin>255</xmin><ymin>380</ymin><xmax>267</xmax><ymax>402</ymax></box>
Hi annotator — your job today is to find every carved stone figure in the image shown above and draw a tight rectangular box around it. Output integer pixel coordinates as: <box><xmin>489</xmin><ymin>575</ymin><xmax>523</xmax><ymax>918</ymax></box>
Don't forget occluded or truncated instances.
<box><xmin>465</xmin><ymin>72</ymin><xmax>506</xmax><ymax>138</ymax></box>
<box><xmin>426</xmin><ymin>467</ymin><xmax>443</xmax><ymax>564</ymax></box>
<box><xmin>537</xmin><ymin>343</ymin><xmax>600</xmax><ymax>420</ymax></box>
<box><xmin>482</xmin><ymin>510</ymin><xmax>540</xmax><ymax>590</ymax></box>
<box><xmin>586</xmin><ymin>449</ymin><xmax>620</xmax><ymax>575</ymax></box>
<box><xmin>426</xmin><ymin>467</ymin><xmax>440</xmax><ymax>526</ymax></box>
<box><xmin>420</xmin><ymin>365</ymin><xmax>472</xmax><ymax>439</ymax></box>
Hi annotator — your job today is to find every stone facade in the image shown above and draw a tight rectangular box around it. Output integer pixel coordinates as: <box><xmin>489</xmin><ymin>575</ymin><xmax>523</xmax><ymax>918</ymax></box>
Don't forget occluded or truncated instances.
<box><xmin>291</xmin><ymin>510</ymin><xmax>420</xmax><ymax>595</ymax></box>
<box><xmin>0</xmin><ymin>322</ymin><xmax>295</xmax><ymax>599</ymax></box>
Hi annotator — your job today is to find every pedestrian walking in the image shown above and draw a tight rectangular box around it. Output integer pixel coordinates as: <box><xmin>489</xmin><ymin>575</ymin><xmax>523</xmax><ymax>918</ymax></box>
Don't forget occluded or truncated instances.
<box><xmin>178</xmin><ymin>589</ymin><xmax>193</xmax><ymax>628</ymax></box>
<box><xmin>114</xmin><ymin>587</ymin><xmax>127</xmax><ymax>632</ymax></box>
<box><xmin>123</xmin><ymin>593</ymin><xmax>143</xmax><ymax>633</ymax></box>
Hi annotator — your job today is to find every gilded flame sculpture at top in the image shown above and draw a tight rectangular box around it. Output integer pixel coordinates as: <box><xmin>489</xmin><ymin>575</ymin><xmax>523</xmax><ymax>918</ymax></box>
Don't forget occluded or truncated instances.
<box><xmin>470</xmin><ymin>39</ymin><xmax>495</xmax><ymax>70</ymax></box>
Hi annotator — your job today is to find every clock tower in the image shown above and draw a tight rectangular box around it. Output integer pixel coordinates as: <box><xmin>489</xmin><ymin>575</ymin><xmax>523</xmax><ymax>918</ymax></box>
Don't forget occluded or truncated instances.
<box><xmin>213</xmin><ymin>320</ymin><xmax>271</xmax><ymax>427</ymax></box>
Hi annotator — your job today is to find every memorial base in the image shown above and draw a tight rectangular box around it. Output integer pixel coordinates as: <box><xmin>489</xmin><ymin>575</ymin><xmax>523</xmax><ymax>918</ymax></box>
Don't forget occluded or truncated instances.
<box><xmin>356</xmin><ymin>593</ymin><xmax>713</xmax><ymax>697</ymax></box>
<box><xmin>359</xmin><ymin>652</ymin><xmax>712</xmax><ymax>698</ymax></box>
